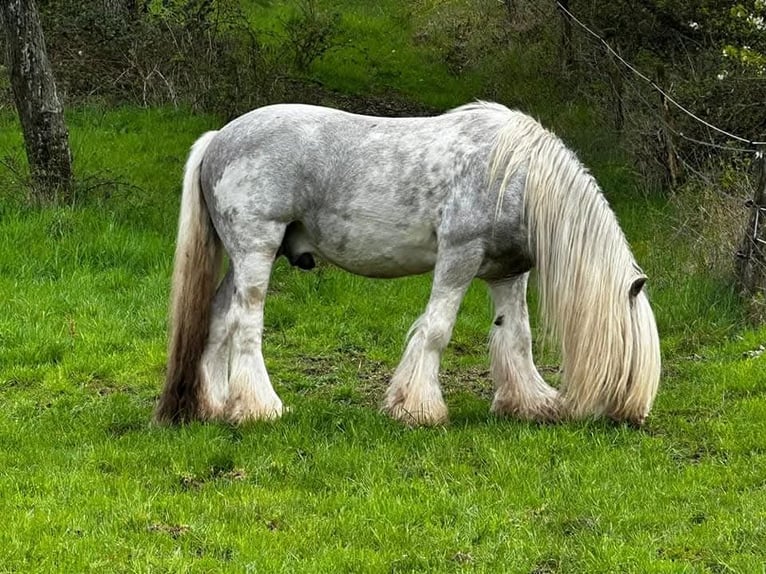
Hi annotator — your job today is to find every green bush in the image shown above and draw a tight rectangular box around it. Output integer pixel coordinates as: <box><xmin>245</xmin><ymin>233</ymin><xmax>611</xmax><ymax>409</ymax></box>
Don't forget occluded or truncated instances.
<box><xmin>283</xmin><ymin>0</ymin><xmax>341</xmax><ymax>72</ymax></box>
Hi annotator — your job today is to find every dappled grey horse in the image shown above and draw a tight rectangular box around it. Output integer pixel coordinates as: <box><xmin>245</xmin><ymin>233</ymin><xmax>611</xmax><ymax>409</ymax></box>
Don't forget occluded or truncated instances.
<box><xmin>156</xmin><ymin>102</ymin><xmax>660</xmax><ymax>427</ymax></box>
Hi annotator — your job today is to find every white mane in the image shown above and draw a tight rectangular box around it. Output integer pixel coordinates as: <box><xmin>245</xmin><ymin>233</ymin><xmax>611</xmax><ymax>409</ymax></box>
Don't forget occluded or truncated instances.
<box><xmin>489</xmin><ymin>113</ymin><xmax>661</xmax><ymax>420</ymax></box>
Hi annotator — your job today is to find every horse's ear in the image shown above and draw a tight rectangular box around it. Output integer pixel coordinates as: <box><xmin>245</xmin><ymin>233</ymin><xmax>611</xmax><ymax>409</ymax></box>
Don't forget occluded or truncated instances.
<box><xmin>629</xmin><ymin>275</ymin><xmax>647</xmax><ymax>299</ymax></box>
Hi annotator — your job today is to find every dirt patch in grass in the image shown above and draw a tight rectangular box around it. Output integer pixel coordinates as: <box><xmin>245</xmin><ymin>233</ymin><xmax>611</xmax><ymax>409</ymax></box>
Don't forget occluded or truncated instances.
<box><xmin>297</xmin><ymin>350</ymin><xmax>561</xmax><ymax>405</ymax></box>
<box><xmin>441</xmin><ymin>366</ymin><xmax>492</xmax><ymax>399</ymax></box>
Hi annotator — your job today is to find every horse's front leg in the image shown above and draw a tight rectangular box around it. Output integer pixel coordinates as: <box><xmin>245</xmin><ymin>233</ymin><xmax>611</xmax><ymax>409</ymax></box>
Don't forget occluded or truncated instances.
<box><xmin>487</xmin><ymin>273</ymin><xmax>559</xmax><ymax>421</ymax></box>
<box><xmin>383</xmin><ymin>244</ymin><xmax>482</xmax><ymax>426</ymax></box>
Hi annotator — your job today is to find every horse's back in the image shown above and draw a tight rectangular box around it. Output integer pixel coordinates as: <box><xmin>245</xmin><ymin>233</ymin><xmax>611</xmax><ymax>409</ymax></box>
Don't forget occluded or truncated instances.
<box><xmin>202</xmin><ymin>103</ymin><xmax>510</xmax><ymax>186</ymax></box>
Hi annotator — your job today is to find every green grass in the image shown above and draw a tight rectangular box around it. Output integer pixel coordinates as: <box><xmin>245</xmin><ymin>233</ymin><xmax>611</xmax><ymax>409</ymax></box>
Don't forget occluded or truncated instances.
<box><xmin>1</xmin><ymin>6</ymin><xmax>766</xmax><ymax>568</ymax></box>
<box><xmin>246</xmin><ymin>0</ymin><xmax>476</xmax><ymax>108</ymax></box>
<box><xmin>244</xmin><ymin>0</ymin><xmax>563</xmax><ymax>113</ymax></box>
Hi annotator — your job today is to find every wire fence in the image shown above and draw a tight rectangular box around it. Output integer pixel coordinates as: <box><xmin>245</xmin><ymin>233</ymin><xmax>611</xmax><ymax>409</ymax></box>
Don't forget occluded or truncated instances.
<box><xmin>533</xmin><ymin>0</ymin><xmax>766</xmax><ymax>288</ymax></box>
<box><xmin>553</xmin><ymin>1</ymin><xmax>765</xmax><ymax>150</ymax></box>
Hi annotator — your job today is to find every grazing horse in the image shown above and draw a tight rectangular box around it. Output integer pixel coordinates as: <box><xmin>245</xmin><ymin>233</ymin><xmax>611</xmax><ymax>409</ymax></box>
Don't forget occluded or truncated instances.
<box><xmin>156</xmin><ymin>102</ymin><xmax>661</xmax><ymax>427</ymax></box>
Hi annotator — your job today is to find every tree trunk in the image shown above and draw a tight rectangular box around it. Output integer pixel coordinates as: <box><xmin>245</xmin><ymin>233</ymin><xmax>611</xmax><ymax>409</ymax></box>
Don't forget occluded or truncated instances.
<box><xmin>0</xmin><ymin>0</ymin><xmax>72</xmax><ymax>200</ymax></box>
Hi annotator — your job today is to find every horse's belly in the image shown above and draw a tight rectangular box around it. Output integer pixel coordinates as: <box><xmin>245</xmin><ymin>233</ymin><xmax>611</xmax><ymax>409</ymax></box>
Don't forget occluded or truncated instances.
<box><xmin>315</xmin><ymin>223</ymin><xmax>438</xmax><ymax>278</ymax></box>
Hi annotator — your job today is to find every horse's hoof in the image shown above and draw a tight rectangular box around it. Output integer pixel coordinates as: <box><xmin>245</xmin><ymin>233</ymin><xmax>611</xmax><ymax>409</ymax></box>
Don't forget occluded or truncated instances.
<box><xmin>384</xmin><ymin>400</ymin><xmax>448</xmax><ymax>427</ymax></box>
<box><xmin>490</xmin><ymin>397</ymin><xmax>561</xmax><ymax>423</ymax></box>
<box><xmin>224</xmin><ymin>398</ymin><xmax>283</xmax><ymax>424</ymax></box>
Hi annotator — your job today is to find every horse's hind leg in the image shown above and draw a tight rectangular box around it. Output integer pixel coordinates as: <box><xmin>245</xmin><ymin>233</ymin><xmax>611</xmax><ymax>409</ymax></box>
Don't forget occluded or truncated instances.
<box><xmin>198</xmin><ymin>268</ymin><xmax>234</xmax><ymax>419</ymax></box>
<box><xmin>383</xmin><ymin>247</ymin><xmax>480</xmax><ymax>426</ymax></box>
<box><xmin>488</xmin><ymin>274</ymin><xmax>559</xmax><ymax>421</ymax></box>
<box><xmin>222</xmin><ymin>223</ymin><xmax>285</xmax><ymax>423</ymax></box>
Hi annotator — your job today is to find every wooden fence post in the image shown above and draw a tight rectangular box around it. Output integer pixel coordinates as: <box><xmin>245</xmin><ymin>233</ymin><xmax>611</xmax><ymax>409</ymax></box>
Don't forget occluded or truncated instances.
<box><xmin>558</xmin><ymin>0</ymin><xmax>574</xmax><ymax>73</ymax></box>
<box><xmin>656</xmin><ymin>64</ymin><xmax>680</xmax><ymax>188</ymax></box>
<box><xmin>502</xmin><ymin>0</ymin><xmax>513</xmax><ymax>26</ymax></box>
<box><xmin>737</xmin><ymin>146</ymin><xmax>766</xmax><ymax>299</ymax></box>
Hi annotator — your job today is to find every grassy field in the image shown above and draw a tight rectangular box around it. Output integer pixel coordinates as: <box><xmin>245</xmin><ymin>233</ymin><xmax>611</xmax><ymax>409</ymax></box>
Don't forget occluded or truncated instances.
<box><xmin>1</xmin><ymin>2</ymin><xmax>766</xmax><ymax>571</ymax></box>
<box><xmin>1</xmin><ymin>105</ymin><xmax>765</xmax><ymax>572</ymax></box>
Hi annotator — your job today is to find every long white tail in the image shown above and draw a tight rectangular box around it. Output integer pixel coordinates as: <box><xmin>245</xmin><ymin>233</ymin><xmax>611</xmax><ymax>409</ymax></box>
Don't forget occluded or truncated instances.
<box><xmin>155</xmin><ymin>131</ymin><xmax>221</xmax><ymax>424</ymax></box>
<box><xmin>491</xmin><ymin>112</ymin><xmax>661</xmax><ymax>424</ymax></box>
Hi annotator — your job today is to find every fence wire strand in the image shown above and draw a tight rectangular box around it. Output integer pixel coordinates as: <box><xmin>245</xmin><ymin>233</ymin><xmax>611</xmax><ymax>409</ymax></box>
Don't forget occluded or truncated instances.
<box><xmin>553</xmin><ymin>1</ymin><xmax>766</xmax><ymax>150</ymax></box>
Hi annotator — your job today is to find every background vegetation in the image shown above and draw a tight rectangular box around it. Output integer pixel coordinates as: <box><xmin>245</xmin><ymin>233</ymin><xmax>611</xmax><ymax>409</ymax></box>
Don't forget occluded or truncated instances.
<box><xmin>1</xmin><ymin>0</ymin><xmax>765</xmax><ymax>571</ymax></box>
